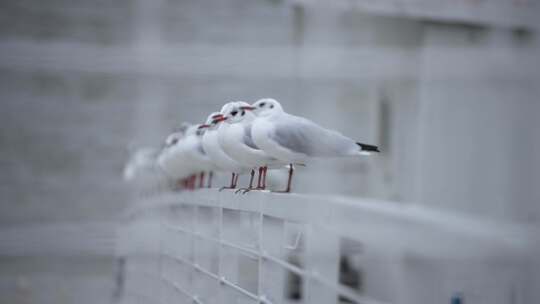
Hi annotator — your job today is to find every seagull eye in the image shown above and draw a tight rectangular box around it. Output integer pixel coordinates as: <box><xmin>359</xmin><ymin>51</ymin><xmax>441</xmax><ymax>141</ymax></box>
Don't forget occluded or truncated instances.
<box><xmin>231</xmin><ymin>110</ymin><xmax>238</xmax><ymax>116</ymax></box>
<box><xmin>171</xmin><ymin>138</ymin><xmax>178</xmax><ymax>145</ymax></box>
<box><xmin>270</xmin><ymin>105</ymin><xmax>274</xmax><ymax>109</ymax></box>
<box><xmin>259</xmin><ymin>102</ymin><xmax>265</xmax><ymax>107</ymax></box>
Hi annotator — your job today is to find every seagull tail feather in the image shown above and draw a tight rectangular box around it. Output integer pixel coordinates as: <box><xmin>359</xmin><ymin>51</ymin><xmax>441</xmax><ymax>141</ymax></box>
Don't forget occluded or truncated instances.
<box><xmin>356</xmin><ymin>142</ymin><xmax>380</xmax><ymax>153</ymax></box>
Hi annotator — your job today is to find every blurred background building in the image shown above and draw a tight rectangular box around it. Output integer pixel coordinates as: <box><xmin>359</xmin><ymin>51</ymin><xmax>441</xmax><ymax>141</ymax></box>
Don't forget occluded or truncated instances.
<box><xmin>0</xmin><ymin>0</ymin><xmax>538</xmax><ymax>303</ymax></box>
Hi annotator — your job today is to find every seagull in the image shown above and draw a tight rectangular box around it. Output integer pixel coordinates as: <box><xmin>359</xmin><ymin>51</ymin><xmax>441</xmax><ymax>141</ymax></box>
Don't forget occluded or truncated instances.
<box><xmin>218</xmin><ymin>101</ymin><xmax>286</xmax><ymax>193</ymax></box>
<box><xmin>123</xmin><ymin>146</ymin><xmax>168</xmax><ymax>195</ymax></box>
<box><xmin>250</xmin><ymin>98</ymin><xmax>380</xmax><ymax>192</ymax></box>
<box><xmin>158</xmin><ymin>124</ymin><xmax>216</xmax><ymax>190</ymax></box>
<box><xmin>157</xmin><ymin>129</ymin><xmax>192</xmax><ymax>188</ymax></box>
<box><xmin>123</xmin><ymin>146</ymin><xmax>160</xmax><ymax>182</ymax></box>
<box><xmin>201</xmin><ymin>111</ymin><xmax>250</xmax><ymax>190</ymax></box>
<box><xmin>182</xmin><ymin>124</ymin><xmax>218</xmax><ymax>188</ymax></box>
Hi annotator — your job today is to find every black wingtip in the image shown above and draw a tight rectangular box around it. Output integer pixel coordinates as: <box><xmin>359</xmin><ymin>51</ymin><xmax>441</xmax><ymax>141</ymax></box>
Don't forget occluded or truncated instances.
<box><xmin>356</xmin><ymin>142</ymin><xmax>380</xmax><ymax>153</ymax></box>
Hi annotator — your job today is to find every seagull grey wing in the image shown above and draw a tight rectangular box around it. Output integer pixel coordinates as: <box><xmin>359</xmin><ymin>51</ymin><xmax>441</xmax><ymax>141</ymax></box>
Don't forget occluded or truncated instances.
<box><xmin>270</xmin><ymin>115</ymin><xmax>357</xmax><ymax>157</ymax></box>
<box><xmin>243</xmin><ymin>124</ymin><xmax>260</xmax><ymax>150</ymax></box>
<box><xmin>270</xmin><ymin>117</ymin><xmax>319</xmax><ymax>156</ymax></box>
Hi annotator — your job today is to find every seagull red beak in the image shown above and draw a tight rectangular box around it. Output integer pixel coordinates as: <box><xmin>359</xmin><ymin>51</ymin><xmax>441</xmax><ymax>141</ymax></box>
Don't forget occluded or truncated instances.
<box><xmin>198</xmin><ymin>124</ymin><xmax>210</xmax><ymax>129</ymax></box>
<box><xmin>213</xmin><ymin>116</ymin><xmax>227</xmax><ymax>123</ymax></box>
<box><xmin>240</xmin><ymin>106</ymin><xmax>256</xmax><ymax>111</ymax></box>
<box><xmin>211</xmin><ymin>114</ymin><xmax>224</xmax><ymax>119</ymax></box>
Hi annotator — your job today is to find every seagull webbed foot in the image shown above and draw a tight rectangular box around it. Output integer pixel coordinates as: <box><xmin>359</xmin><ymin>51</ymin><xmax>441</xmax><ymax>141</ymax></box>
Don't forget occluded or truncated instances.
<box><xmin>235</xmin><ymin>188</ymin><xmax>255</xmax><ymax>194</ymax></box>
<box><xmin>219</xmin><ymin>186</ymin><xmax>236</xmax><ymax>192</ymax></box>
<box><xmin>271</xmin><ymin>189</ymin><xmax>291</xmax><ymax>194</ymax></box>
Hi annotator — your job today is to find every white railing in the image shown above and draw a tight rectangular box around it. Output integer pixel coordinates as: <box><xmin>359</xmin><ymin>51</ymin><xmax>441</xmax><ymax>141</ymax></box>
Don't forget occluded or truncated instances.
<box><xmin>116</xmin><ymin>189</ymin><xmax>539</xmax><ymax>304</ymax></box>
<box><xmin>296</xmin><ymin>0</ymin><xmax>539</xmax><ymax>29</ymax></box>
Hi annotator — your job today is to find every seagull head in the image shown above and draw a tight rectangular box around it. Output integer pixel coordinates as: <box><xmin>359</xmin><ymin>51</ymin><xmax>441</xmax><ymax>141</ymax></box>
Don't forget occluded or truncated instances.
<box><xmin>162</xmin><ymin>122</ymin><xmax>194</xmax><ymax>149</ymax></box>
<box><xmin>164</xmin><ymin>132</ymin><xmax>183</xmax><ymax>148</ymax></box>
<box><xmin>184</xmin><ymin>124</ymin><xmax>200</xmax><ymax>137</ymax></box>
<box><xmin>220</xmin><ymin>102</ymin><xmax>236</xmax><ymax>115</ymax></box>
<box><xmin>205</xmin><ymin>112</ymin><xmax>225</xmax><ymax>130</ymax></box>
<box><xmin>198</xmin><ymin>123</ymin><xmax>210</xmax><ymax>130</ymax></box>
<box><xmin>171</xmin><ymin>122</ymin><xmax>192</xmax><ymax>136</ymax></box>
<box><xmin>251</xmin><ymin>98</ymin><xmax>283</xmax><ymax>117</ymax></box>
<box><xmin>223</xmin><ymin>101</ymin><xmax>255</xmax><ymax>124</ymax></box>
<box><xmin>194</xmin><ymin>123</ymin><xmax>210</xmax><ymax>136</ymax></box>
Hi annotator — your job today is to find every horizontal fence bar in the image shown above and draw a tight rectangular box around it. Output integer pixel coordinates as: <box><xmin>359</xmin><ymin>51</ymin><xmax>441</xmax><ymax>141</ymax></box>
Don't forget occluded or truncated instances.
<box><xmin>131</xmin><ymin>190</ymin><xmax>539</xmax><ymax>259</ymax></box>
<box><xmin>221</xmin><ymin>277</ymin><xmax>262</xmax><ymax>303</ymax></box>
<box><xmin>161</xmin><ymin>275</ymin><xmax>200</xmax><ymax>303</ymax></box>
<box><xmin>164</xmin><ymin>222</ymin><xmax>261</xmax><ymax>259</ymax></box>
<box><xmin>262</xmin><ymin>253</ymin><xmax>306</xmax><ymax>278</ymax></box>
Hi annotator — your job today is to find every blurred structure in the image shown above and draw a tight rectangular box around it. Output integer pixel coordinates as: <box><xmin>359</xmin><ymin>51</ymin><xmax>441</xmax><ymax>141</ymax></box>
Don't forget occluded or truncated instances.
<box><xmin>117</xmin><ymin>190</ymin><xmax>539</xmax><ymax>304</ymax></box>
<box><xmin>0</xmin><ymin>0</ymin><xmax>539</xmax><ymax>303</ymax></box>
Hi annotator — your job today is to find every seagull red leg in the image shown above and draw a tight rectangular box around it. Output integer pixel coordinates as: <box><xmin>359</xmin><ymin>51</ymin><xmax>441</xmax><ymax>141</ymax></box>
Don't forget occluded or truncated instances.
<box><xmin>233</xmin><ymin>172</ymin><xmax>239</xmax><ymax>188</ymax></box>
<box><xmin>186</xmin><ymin>175</ymin><xmax>192</xmax><ymax>190</ymax></box>
<box><xmin>207</xmin><ymin>171</ymin><xmax>213</xmax><ymax>188</ymax></box>
<box><xmin>262</xmin><ymin>166</ymin><xmax>268</xmax><ymax>190</ymax></box>
<box><xmin>220</xmin><ymin>173</ymin><xmax>237</xmax><ymax>191</ymax></box>
<box><xmin>249</xmin><ymin>170</ymin><xmax>254</xmax><ymax>188</ymax></box>
<box><xmin>256</xmin><ymin>167</ymin><xmax>263</xmax><ymax>189</ymax></box>
<box><xmin>273</xmin><ymin>164</ymin><xmax>293</xmax><ymax>193</ymax></box>
<box><xmin>176</xmin><ymin>179</ymin><xmax>184</xmax><ymax>191</ymax></box>
<box><xmin>255</xmin><ymin>167</ymin><xmax>267</xmax><ymax>190</ymax></box>
<box><xmin>199</xmin><ymin>172</ymin><xmax>205</xmax><ymax>188</ymax></box>
<box><xmin>236</xmin><ymin>169</ymin><xmax>255</xmax><ymax>194</ymax></box>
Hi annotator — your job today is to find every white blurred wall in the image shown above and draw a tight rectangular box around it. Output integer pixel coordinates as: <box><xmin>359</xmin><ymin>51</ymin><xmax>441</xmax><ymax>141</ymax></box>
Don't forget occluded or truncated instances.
<box><xmin>416</xmin><ymin>26</ymin><xmax>540</xmax><ymax>222</ymax></box>
<box><xmin>0</xmin><ymin>0</ymin><xmax>539</xmax><ymax>303</ymax></box>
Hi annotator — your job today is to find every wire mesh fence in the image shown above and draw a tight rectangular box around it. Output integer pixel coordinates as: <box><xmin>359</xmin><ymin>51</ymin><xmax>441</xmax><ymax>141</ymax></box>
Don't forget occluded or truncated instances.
<box><xmin>115</xmin><ymin>190</ymin><xmax>539</xmax><ymax>304</ymax></box>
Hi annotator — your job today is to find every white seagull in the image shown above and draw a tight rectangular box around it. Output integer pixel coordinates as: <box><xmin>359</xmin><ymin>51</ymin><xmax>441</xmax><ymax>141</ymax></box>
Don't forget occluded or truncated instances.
<box><xmin>183</xmin><ymin>124</ymin><xmax>218</xmax><ymax>188</ymax></box>
<box><xmin>218</xmin><ymin>101</ymin><xmax>285</xmax><ymax>192</ymax></box>
<box><xmin>158</xmin><ymin>124</ymin><xmax>216</xmax><ymax>189</ymax></box>
<box><xmin>123</xmin><ymin>146</ymin><xmax>168</xmax><ymax>195</ymax></box>
<box><xmin>250</xmin><ymin>98</ymin><xmax>380</xmax><ymax>192</ymax></box>
<box><xmin>123</xmin><ymin>146</ymin><xmax>160</xmax><ymax>182</ymax></box>
<box><xmin>157</xmin><ymin>129</ymin><xmax>191</xmax><ymax>187</ymax></box>
<box><xmin>201</xmin><ymin>110</ymin><xmax>250</xmax><ymax>190</ymax></box>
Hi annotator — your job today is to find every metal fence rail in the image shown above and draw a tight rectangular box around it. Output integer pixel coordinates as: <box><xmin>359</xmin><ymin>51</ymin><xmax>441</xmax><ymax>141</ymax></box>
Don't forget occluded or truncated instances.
<box><xmin>116</xmin><ymin>190</ymin><xmax>539</xmax><ymax>304</ymax></box>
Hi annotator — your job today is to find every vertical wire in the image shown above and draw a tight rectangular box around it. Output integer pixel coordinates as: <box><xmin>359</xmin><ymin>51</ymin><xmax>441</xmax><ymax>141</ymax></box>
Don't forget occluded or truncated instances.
<box><xmin>257</xmin><ymin>196</ymin><xmax>265</xmax><ymax>303</ymax></box>
<box><xmin>303</xmin><ymin>223</ymin><xmax>313</xmax><ymax>304</ymax></box>
<box><xmin>217</xmin><ymin>195</ymin><xmax>225</xmax><ymax>303</ymax></box>
<box><xmin>192</xmin><ymin>205</ymin><xmax>199</xmax><ymax>301</ymax></box>
<box><xmin>157</xmin><ymin>208</ymin><xmax>165</xmax><ymax>304</ymax></box>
